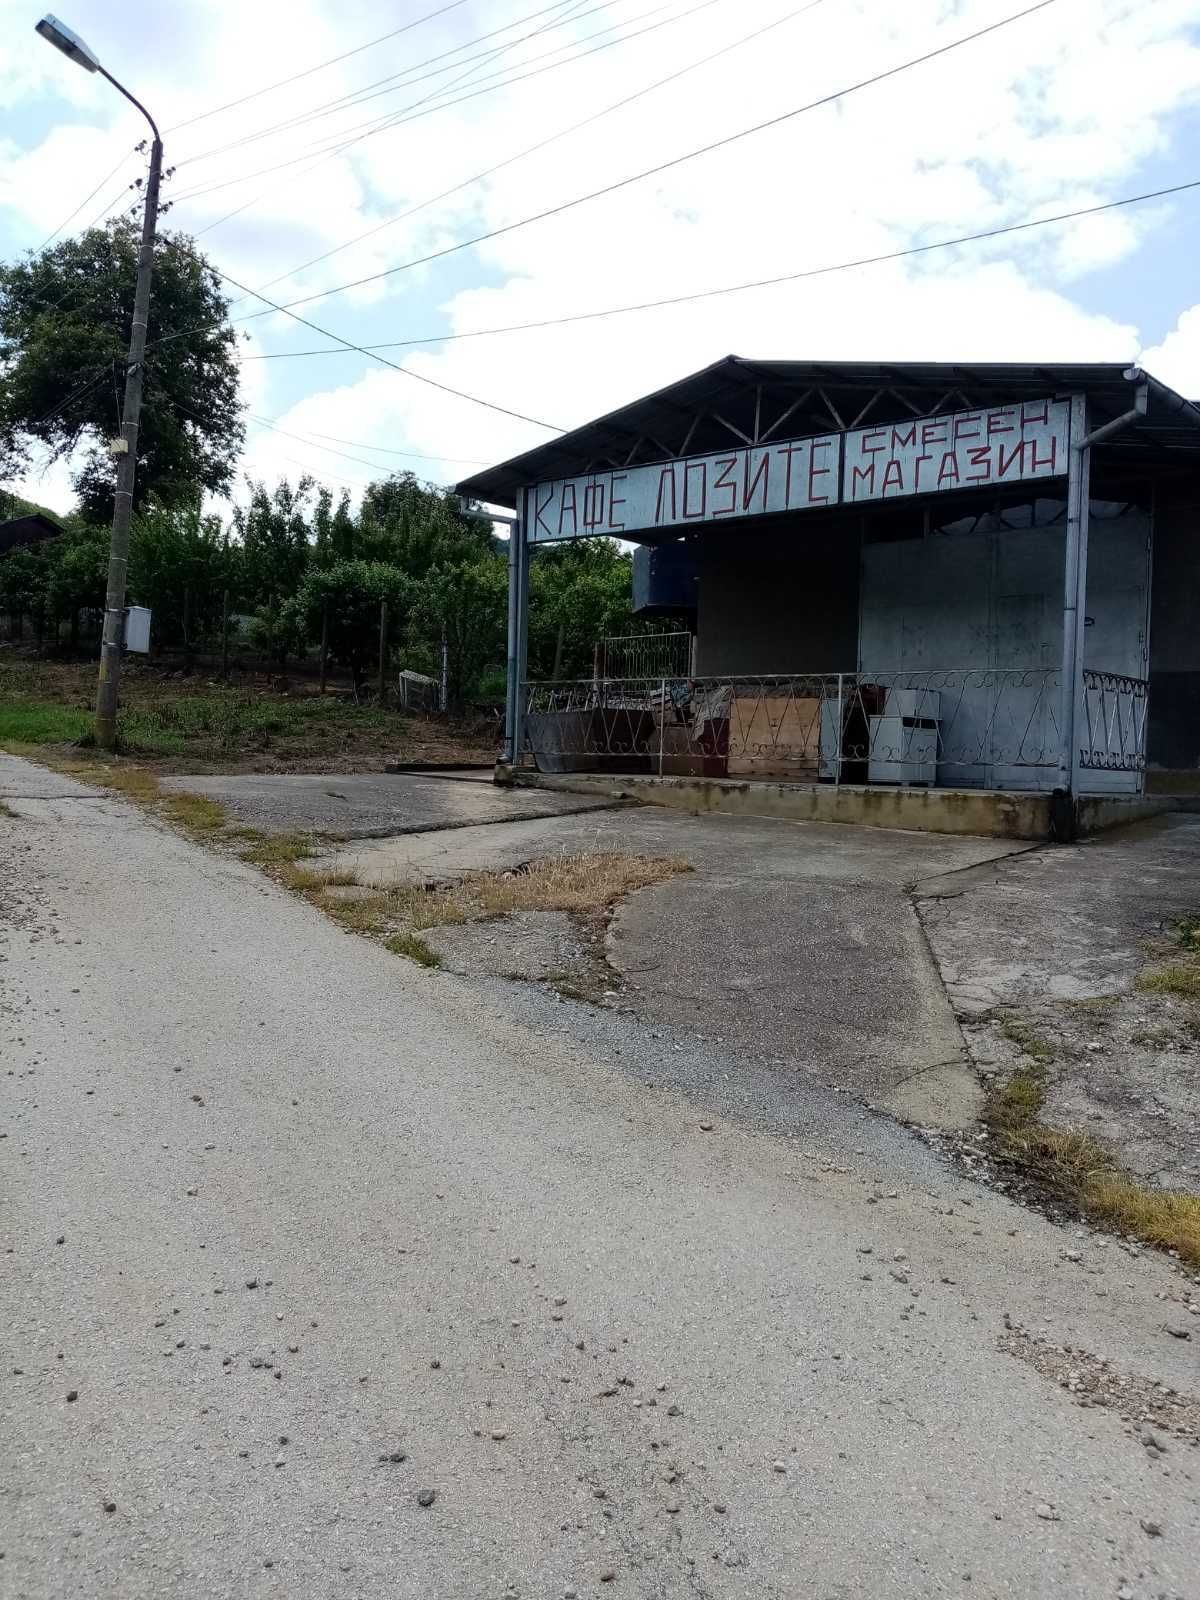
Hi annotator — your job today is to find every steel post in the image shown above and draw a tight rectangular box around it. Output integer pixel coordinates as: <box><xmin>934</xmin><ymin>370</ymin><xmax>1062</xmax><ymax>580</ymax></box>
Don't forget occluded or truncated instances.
<box><xmin>1058</xmin><ymin>395</ymin><xmax>1089</xmax><ymax>793</ymax></box>
<box><xmin>503</xmin><ymin>496</ymin><xmax>524</xmax><ymax>764</ymax></box>
<box><xmin>514</xmin><ymin>492</ymin><xmax>530</xmax><ymax>766</ymax></box>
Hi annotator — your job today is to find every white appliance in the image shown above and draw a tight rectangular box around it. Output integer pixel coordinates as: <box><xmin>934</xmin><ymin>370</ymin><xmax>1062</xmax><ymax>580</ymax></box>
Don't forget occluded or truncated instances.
<box><xmin>867</xmin><ymin>688</ymin><xmax>940</xmax><ymax>786</ymax></box>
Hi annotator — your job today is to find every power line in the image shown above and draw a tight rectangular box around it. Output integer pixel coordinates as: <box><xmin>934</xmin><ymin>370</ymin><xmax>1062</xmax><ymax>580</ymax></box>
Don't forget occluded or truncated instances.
<box><xmin>254</xmin><ymin>0</ymin><xmax>815</xmax><ymax>295</ymax></box>
<box><xmin>234</xmin><ymin>0</ymin><xmax>1060</xmax><ymax>325</ymax></box>
<box><xmin>174</xmin><ymin>0</ymin><xmax>601</xmax><ymax>170</ymax></box>
<box><xmin>237</xmin><ymin>176</ymin><xmax>1200</xmax><ymax>364</ymax></box>
<box><xmin>166</xmin><ymin>0</ymin><xmax>712</xmax><ymax>211</ymax></box>
<box><xmin>199</xmin><ymin>261</ymin><xmax>565</xmax><ymax>431</ymax></box>
<box><xmin>245</xmin><ymin>411</ymin><xmax>487</xmax><ymax>468</ymax></box>
<box><xmin>35</xmin><ymin>149</ymin><xmax>138</xmax><ymax>251</ymax></box>
<box><xmin>167</xmin><ymin>0</ymin><xmax>474</xmax><ymax>133</ymax></box>
<box><xmin>192</xmin><ymin>0</ymin><xmax>597</xmax><ymax>245</ymax></box>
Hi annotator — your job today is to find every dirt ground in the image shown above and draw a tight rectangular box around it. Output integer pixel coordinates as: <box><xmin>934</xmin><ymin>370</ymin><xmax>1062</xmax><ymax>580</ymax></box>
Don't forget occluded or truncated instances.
<box><xmin>0</xmin><ymin>651</ymin><xmax>497</xmax><ymax>773</ymax></box>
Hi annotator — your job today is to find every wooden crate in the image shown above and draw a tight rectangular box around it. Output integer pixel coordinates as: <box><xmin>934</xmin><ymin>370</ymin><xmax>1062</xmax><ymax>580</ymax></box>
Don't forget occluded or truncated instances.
<box><xmin>727</xmin><ymin>693</ymin><xmax>822</xmax><ymax>778</ymax></box>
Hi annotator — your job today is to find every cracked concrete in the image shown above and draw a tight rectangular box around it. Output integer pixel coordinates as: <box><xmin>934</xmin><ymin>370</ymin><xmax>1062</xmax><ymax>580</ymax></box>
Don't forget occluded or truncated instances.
<box><xmin>915</xmin><ymin>815</ymin><xmax>1200</xmax><ymax>1188</ymax></box>
<box><xmin>307</xmin><ymin>791</ymin><xmax>1024</xmax><ymax>1130</ymax></box>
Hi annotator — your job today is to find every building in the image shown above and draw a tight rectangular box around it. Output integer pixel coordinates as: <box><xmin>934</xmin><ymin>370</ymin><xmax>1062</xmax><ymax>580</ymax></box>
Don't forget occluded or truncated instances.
<box><xmin>0</xmin><ymin>511</ymin><xmax>63</xmax><ymax>556</ymax></box>
<box><xmin>457</xmin><ymin>358</ymin><xmax>1200</xmax><ymax>836</ymax></box>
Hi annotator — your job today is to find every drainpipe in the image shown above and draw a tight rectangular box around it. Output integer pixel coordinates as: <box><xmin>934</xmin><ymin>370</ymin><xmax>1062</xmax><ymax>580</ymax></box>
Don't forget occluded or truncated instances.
<box><xmin>1057</xmin><ymin>376</ymin><xmax>1149</xmax><ymax>825</ymax></box>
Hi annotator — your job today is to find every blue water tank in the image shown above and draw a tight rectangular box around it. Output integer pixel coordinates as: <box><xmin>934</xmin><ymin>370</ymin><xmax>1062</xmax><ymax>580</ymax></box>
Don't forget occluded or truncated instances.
<box><xmin>632</xmin><ymin>542</ymin><xmax>699</xmax><ymax>615</ymax></box>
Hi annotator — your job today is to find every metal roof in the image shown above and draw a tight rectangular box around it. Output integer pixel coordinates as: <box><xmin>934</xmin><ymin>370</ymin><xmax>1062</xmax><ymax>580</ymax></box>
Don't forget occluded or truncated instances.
<box><xmin>456</xmin><ymin>355</ymin><xmax>1200</xmax><ymax>509</ymax></box>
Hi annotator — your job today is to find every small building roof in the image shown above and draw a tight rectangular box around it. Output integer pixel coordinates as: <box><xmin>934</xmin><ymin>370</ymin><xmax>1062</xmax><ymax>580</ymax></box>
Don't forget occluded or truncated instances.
<box><xmin>0</xmin><ymin>512</ymin><xmax>64</xmax><ymax>556</ymax></box>
<box><xmin>456</xmin><ymin>356</ymin><xmax>1200</xmax><ymax>509</ymax></box>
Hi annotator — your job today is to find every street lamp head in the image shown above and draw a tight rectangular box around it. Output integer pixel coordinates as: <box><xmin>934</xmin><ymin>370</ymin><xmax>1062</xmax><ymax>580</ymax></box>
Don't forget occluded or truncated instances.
<box><xmin>35</xmin><ymin>14</ymin><xmax>101</xmax><ymax>73</ymax></box>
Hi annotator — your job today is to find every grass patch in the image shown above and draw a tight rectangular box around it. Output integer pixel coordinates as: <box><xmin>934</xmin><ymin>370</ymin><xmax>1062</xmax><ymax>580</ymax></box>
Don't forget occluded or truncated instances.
<box><xmin>0</xmin><ymin>799</ymin><xmax>15</xmax><ymax>817</ymax></box>
<box><xmin>0</xmin><ymin>701</ymin><xmax>91</xmax><ymax>746</ymax></box>
<box><xmin>996</xmin><ymin>1013</ymin><xmax>1056</xmax><ymax>1063</ymax></box>
<box><xmin>238</xmin><ymin>831</ymin><xmax>316</xmax><ymax>865</ymax></box>
<box><xmin>384</xmin><ymin>931</ymin><xmax>442</xmax><ymax>968</ymax></box>
<box><xmin>388</xmin><ymin>851</ymin><xmax>691</xmax><ymax>932</ymax></box>
<box><xmin>313</xmin><ymin>888</ymin><xmax>392</xmax><ymax>935</ymax></box>
<box><xmin>985</xmin><ymin>1062</ymin><xmax>1200</xmax><ymax>1266</ymax></box>
<box><xmin>61</xmin><ymin>762</ymin><xmax>162</xmax><ymax>803</ymax></box>
<box><xmin>159</xmin><ymin>792</ymin><xmax>227</xmax><ymax>833</ymax></box>
<box><xmin>1177</xmin><ymin>915</ymin><xmax>1200</xmax><ymax>954</ymax></box>
<box><xmin>1136</xmin><ymin>964</ymin><xmax>1200</xmax><ymax>999</ymax></box>
<box><xmin>280</xmin><ymin>865</ymin><xmax>358</xmax><ymax>893</ymax></box>
<box><xmin>0</xmin><ymin>653</ymin><xmax>496</xmax><ymax>772</ymax></box>
<box><xmin>1084</xmin><ymin>1175</ymin><xmax>1200</xmax><ymax>1260</ymax></box>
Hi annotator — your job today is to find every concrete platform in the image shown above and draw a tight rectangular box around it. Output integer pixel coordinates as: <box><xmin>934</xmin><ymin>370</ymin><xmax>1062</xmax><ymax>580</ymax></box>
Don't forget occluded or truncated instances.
<box><xmin>502</xmin><ymin>768</ymin><xmax>1176</xmax><ymax>840</ymax></box>
<box><xmin>158</xmin><ymin>770</ymin><xmax>620</xmax><ymax>838</ymax></box>
<box><xmin>315</xmin><ymin>804</ymin><xmax>1031</xmax><ymax>1131</ymax></box>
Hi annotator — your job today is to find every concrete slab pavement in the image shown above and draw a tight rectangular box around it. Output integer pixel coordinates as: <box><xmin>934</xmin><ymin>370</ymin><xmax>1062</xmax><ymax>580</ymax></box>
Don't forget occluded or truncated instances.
<box><xmin>157</xmin><ymin>769</ymin><xmax>620</xmax><ymax>838</ymax></box>
<box><xmin>918</xmin><ymin>814</ymin><xmax>1200</xmax><ymax>1187</ymax></box>
<box><xmin>315</xmin><ymin>802</ymin><xmax>1029</xmax><ymax>1129</ymax></box>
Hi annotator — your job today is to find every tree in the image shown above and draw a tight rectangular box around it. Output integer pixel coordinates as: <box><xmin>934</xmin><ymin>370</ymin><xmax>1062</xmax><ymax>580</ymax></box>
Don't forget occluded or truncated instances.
<box><xmin>355</xmin><ymin>473</ymin><xmax>495</xmax><ymax>573</ymax></box>
<box><xmin>234</xmin><ymin>477</ymin><xmax>314</xmax><ymax>605</ymax></box>
<box><xmin>408</xmin><ymin>552</ymin><xmax>508</xmax><ymax>708</ymax></box>
<box><xmin>528</xmin><ymin>539</ymin><xmax>637</xmax><ymax>679</ymax></box>
<box><xmin>129</xmin><ymin>503</ymin><xmax>239</xmax><ymax>652</ymax></box>
<box><xmin>0</xmin><ymin>219</ymin><xmax>243</xmax><ymax>519</ymax></box>
<box><xmin>285</xmin><ymin>560</ymin><xmax>413</xmax><ymax>693</ymax></box>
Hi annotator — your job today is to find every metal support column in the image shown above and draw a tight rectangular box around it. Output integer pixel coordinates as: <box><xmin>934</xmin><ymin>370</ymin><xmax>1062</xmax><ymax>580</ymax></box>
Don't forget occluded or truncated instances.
<box><xmin>1058</xmin><ymin>394</ymin><xmax>1089</xmax><ymax>795</ymax></box>
<box><xmin>503</xmin><ymin>494</ymin><xmax>523</xmax><ymax>765</ymax></box>
<box><xmin>514</xmin><ymin>490</ymin><xmax>530</xmax><ymax>767</ymax></box>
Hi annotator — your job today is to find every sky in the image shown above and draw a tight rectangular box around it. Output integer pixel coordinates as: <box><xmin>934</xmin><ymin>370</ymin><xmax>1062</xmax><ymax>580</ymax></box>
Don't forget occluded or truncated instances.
<box><xmin>3</xmin><ymin>0</ymin><xmax>1200</xmax><ymax>516</ymax></box>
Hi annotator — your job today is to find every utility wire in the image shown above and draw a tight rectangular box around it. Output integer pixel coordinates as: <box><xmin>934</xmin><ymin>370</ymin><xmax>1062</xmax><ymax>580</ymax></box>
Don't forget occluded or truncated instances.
<box><xmin>36</xmin><ymin>149</ymin><xmax>137</xmax><ymax>251</ymax></box>
<box><xmin>192</xmin><ymin>0</ymin><xmax>595</xmax><ymax>244</ymax></box>
<box><xmin>167</xmin><ymin>0</ymin><xmax>473</xmax><ymax>133</ymax></box>
<box><xmin>254</xmin><ymin>0</ymin><xmax>814</xmax><ymax>294</ymax></box>
<box><xmin>237</xmin><ymin>177</ymin><xmax>1200</xmax><ymax>364</ymax></box>
<box><xmin>245</xmin><ymin>411</ymin><xmax>488</xmax><ymax>468</ymax></box>
<box><xmin>174</xmin><ymin>0</ymin><xmax>601</xmax><ymax>169</ymax></box>
<box><xmin>167</xmin><ymin>0</ymin><xmax>712</xmax><ymax>210</ymax></box>
<box><xmin>204</xmin><ymin>261</ymin><xmax>564</xmax><ymax>430</ymax></box>
<box><xmin>234</xmin><ymin>0</ymin><xmax>1060</xmax><ymax>324</ymax></box>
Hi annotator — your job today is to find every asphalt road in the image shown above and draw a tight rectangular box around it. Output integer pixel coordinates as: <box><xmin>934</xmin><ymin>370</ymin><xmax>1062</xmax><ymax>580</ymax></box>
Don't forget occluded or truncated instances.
<box><xmin>2</xmin><ymin>753</ymin><xmax>1198</xmax><ymax>1600</ymax></box>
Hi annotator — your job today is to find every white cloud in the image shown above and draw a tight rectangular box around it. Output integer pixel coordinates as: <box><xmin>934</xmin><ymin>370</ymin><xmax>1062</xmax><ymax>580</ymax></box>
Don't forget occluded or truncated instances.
<box><xmin>4</xmin><ymin>0</ymin><xmax>1200</xmax><ymax>508</ymax></box>
<box><xmin>1141</xmin><ymin>305</ymin><xmax>1200</xmax><ymax>400</ymax></box>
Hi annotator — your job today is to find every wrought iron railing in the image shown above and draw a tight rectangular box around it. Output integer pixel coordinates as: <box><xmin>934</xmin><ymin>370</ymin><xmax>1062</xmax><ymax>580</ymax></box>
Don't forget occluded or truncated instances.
<box><xmin>598</xmin><ymin>631</ymin><xmax>694</xmax><ymax>681</ymax></box>
<box><xmin>522</xmin><ymin>669</ymin><xmax>1074</xmax><ymax>786</ymax></box>
<box><xmin>1079</xmin><ymin>669</ymin><xmax>1149</xmax><ymax>773</ymax></box>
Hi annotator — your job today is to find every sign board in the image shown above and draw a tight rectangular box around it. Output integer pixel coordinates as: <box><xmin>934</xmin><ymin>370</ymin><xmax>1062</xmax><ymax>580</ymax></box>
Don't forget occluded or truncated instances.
<box><xmin>843</xmin><ymin>399</ymin><xmax>1070</xmax><ymax>503</ymax></box>
<box><xmin>530</xmin><ymin>435</ymin><xmax>840</xmax><ymax>543</ymax></box>
<box><xmin>528</xmin><ymin>399</ymin><xmax>1072</xmax><ymax>542</ymax></box>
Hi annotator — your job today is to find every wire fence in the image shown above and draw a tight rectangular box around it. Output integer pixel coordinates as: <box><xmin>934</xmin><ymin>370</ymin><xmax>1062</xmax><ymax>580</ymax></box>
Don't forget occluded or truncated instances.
<box><xmin>521</xmin><ymin>668</ymin><xmax>1149</xmax><ymax>789</ymax></box>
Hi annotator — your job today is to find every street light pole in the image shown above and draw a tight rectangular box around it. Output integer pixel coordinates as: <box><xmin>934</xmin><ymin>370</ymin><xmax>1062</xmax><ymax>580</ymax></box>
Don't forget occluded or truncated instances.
<box><xmin>36</xmin><ymin>16</ymin><xmax>162</xmax><ymax>751</ymax></box>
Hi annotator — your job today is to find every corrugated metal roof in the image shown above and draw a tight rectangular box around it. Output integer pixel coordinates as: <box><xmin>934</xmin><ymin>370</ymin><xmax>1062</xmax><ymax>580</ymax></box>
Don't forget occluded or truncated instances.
<box><xmin>456</xmin><ymin>355</ymin><xmax>1200</xmax><ymax>508</ymax></box>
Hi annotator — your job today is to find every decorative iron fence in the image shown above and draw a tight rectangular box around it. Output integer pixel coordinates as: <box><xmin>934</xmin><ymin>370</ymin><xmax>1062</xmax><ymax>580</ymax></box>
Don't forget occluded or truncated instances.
<box><xmin>1079</xmin><ymin>669</ymin><xmax>1149</xmax><ymax>773</ymax></box>
<box><xmin>598</xmin><ymin>631</ymin><xmax>693</xmax><ymax>681</ymax></box>
<box><xmin>522</xmin><ymin>669</ymin><xmax>1075</xmax><ymax>789</ymax></box>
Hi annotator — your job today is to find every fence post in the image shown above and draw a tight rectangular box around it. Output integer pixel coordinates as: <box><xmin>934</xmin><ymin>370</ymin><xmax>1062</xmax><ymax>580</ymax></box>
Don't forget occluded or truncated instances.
<box><xmin>658</xmin><ymin>677</ymin><xmax>666</xmax><ymax>777</ymax></box>
<box><xmin>378</xmin><ymin>599</ymin><xmax>389</xmax><ymax>705</ymax></box>
<box><xmin>182</xmin><ymin>585</ymin><xmax>192</xmax><ymax>668</ymax></box>
<box><xmin>834</xmin><ymin>672</ymin><xmax>844</xmax><ymax>786</ymax></box>
<box><xmin>440</xmin><ymin>630</ymin><xmax>449</xmax><ymax>713</ymax></box>
<box><xmin>221</xmin><ymin>588</ymin><xmax>229</xmax><ymax>681</ymax></box>
<box><xmin>319</xmin><ymin>598</ymin><xmax>329</xmax><ymax>695</ymax></box>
